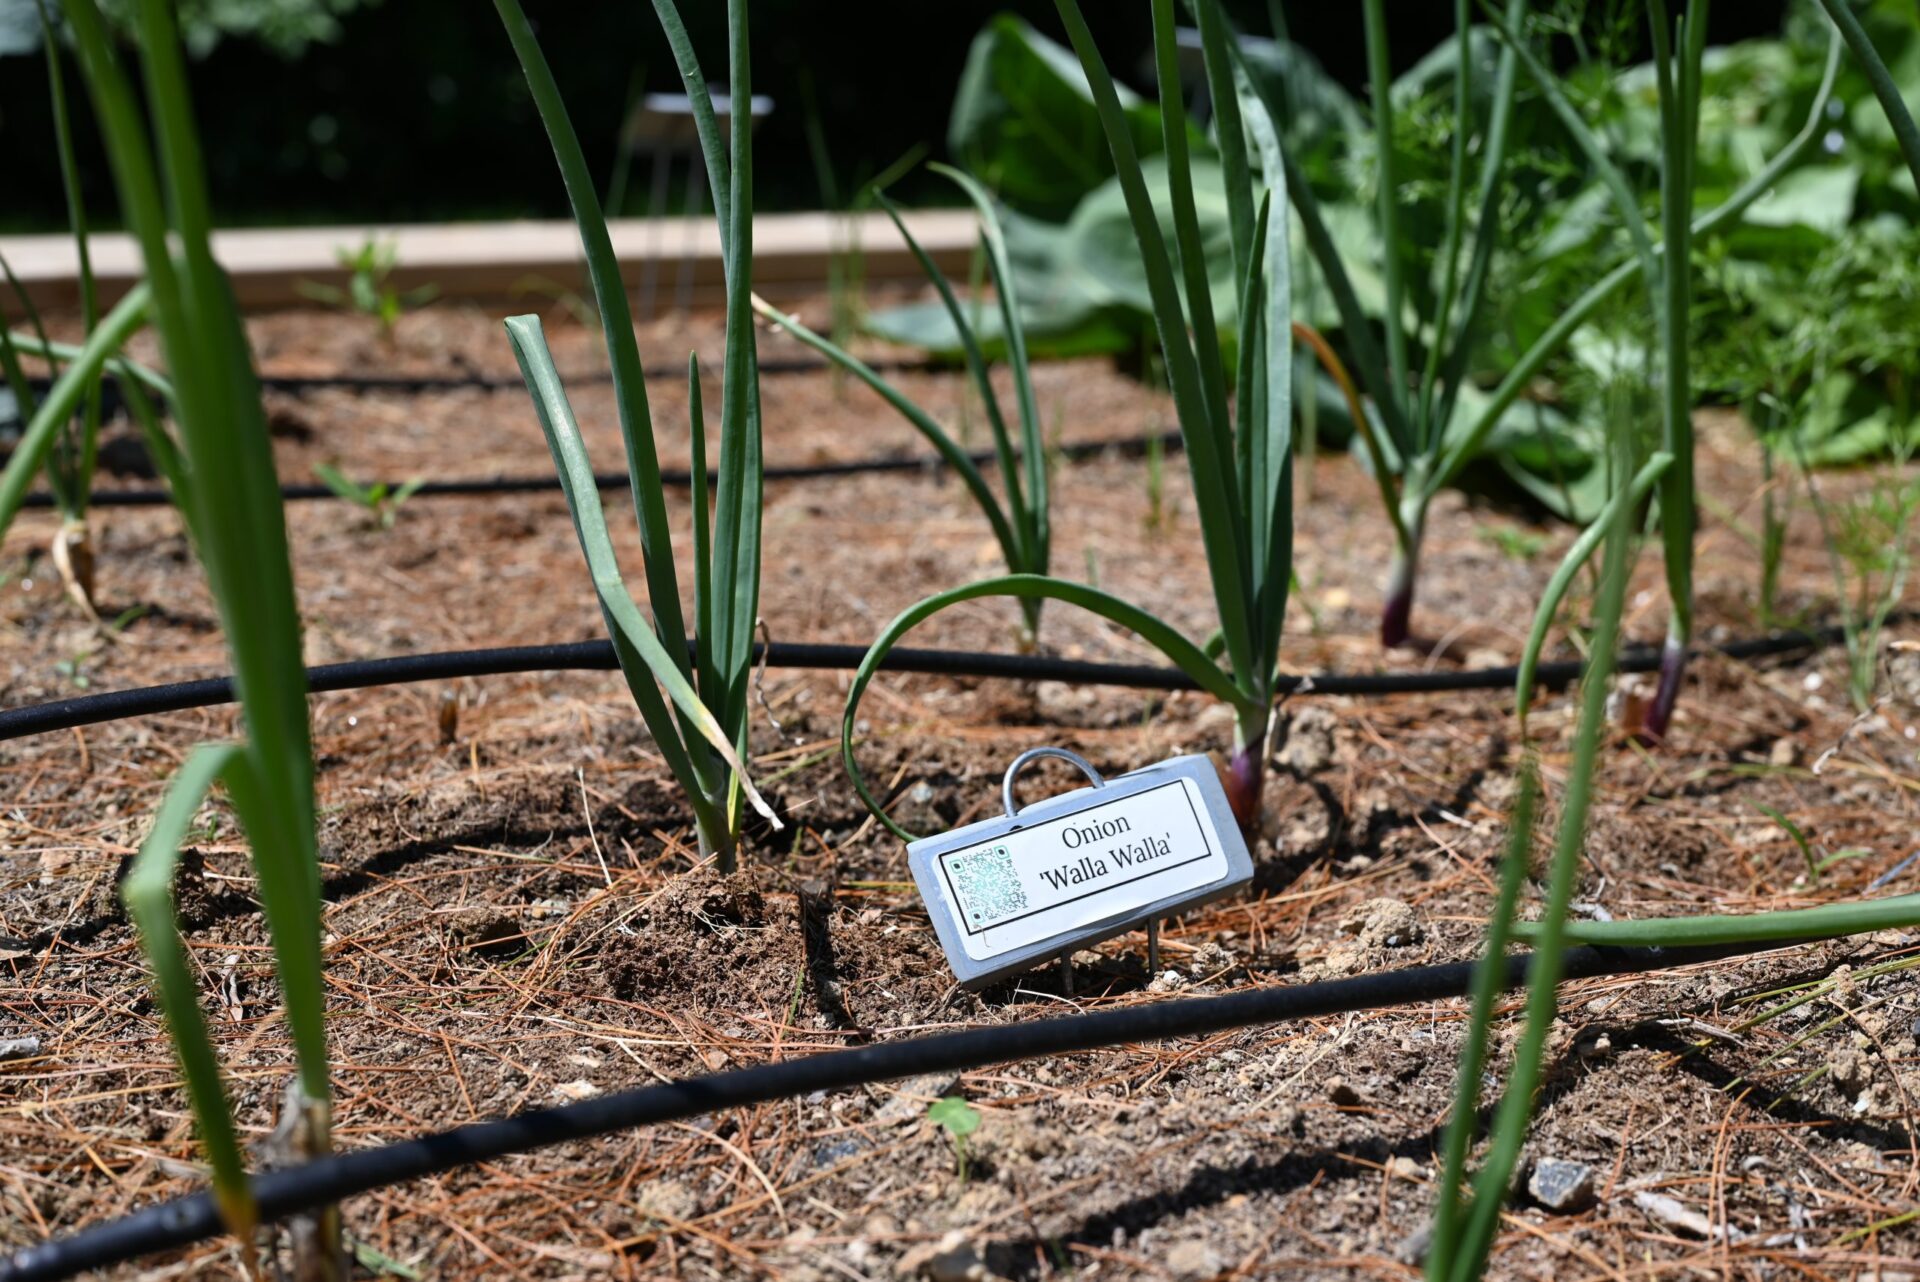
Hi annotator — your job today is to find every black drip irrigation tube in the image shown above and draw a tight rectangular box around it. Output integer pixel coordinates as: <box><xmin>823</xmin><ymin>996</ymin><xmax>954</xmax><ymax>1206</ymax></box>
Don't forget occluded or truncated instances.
<box><xmin>250</xmin><ymin>350</ymin><xmax>948</xmax><ymax>392</ymax></box>
<box><xmin>15</xmin><ymin>431</ymin><xmax>1185</xmax><ymax>511</ymax></box>
<box><xmin>0</xmin><ymin>623</ymin><xmax>1858</xmax><ymax>744</ymax></box>
<box><xmin>0</xmin><ymin>934</ymin><xmax>1821</xmax><ymax>1282</ymax></box>
<box><xmin>15</xmin><ymin>349</ymin><xmax>946</xmax><ymax>405</ymax></box>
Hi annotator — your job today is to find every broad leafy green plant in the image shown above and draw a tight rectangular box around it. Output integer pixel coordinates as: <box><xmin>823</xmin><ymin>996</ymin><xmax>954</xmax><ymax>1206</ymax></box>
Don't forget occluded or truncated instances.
<box><xmin>59</xmin><ymin>0</ymin><xmax>340</xmax><ymax>1270</ymax></box>
<box><xmin>946</xmin><ymin>13</ymin><xmax>1173</xmax><ymax>222</ymax></box>
<box><xmin>756</xmin><ymin>165</ymin><xmax>1051</xmax><ymax>650</ymax></box>
<box><xmin>495</xmin><ymin>0</ymin><xmax>777</xmax><ymax>872</ymax></box>
<box><xmin>842</xmin><ymin>0</ymin><xmax>1293</xmax><ymax>833</ymax></box>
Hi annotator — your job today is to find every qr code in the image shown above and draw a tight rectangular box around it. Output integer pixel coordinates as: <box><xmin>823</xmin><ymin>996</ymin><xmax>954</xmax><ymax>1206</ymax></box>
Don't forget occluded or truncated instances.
<box><xmin>948</xmin><ymin>844</ymin><xmax>1028</xmax><ymax>925</ymax></box>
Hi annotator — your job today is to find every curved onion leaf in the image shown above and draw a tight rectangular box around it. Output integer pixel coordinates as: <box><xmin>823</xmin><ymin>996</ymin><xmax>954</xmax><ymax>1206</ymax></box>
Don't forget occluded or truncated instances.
<box><xmin>926</xmin><ymin>165</ymin><xmax>1048</xmax><ymax>561</ymax></box>
<box><xmin>4</xmin><ymin>332</ymin><xmax>172</xmax><ymax>398</ymax></box>
<box><xmin>494</xmin><ymin>0</ymin><xmax>691</xmax><ymax>686</ymax></box>
<box><xmin>120</xmin><ymin>743</ymin><xmax>256</xmax><ymax>1237</ymax></box>
<box><xmin>1513</xmin><ymin>893</ymin><xmax>1920</xmax><ymax>949</ymax></box>
<box><xmin>64</xmin><ymin>0</ymin><xmax>335</xmax><ymax>1229</ymax></box>
<box><xmin>506</xmin><ymin>315</ymin><xmax>777</xmax><ymax>831</ymax></box>
<box><xmin>752</xmin><ymin>294</ymin><xmax>1024</xmax><ymax>573</ymax></box>
<box><xmin>842</xmin><ymin>574</ymin><xmax>1259</xmax><ymax>840</ymax></box>
<box><xmin>0</xmin><ymin>284</ymin><xmax>149</xmax><ymax>541</ymax></box>
<box><xmin>1811</xmin><ymin>0</ymin><xmax>1920</xmax><ymax>192</ymax></box>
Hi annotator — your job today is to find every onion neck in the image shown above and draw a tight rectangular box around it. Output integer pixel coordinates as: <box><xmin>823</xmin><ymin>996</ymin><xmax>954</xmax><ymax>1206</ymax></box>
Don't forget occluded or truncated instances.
<box><xmin>1638</xmin><ymin>633</ymin><xmax>1688</xmax><ymax>745</ymax></box>
<box><xmin>1382</xmin><ymin>548</ymin><xmax>1419</xmax><ymax>650</ymax></box>
<box><xmin>1381</xmin><ymin>506</ymin><xmax>1424</xmax><ymax>651</ymax></box>
<box><xmin>1225</xmin><ymin>712</ymin><xmax>1269</xmax><ymax>836</ymax></box>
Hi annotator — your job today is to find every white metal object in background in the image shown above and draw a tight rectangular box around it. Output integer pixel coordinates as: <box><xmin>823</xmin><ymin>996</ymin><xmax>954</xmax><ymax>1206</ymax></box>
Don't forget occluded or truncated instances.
<box><xmin>623</xmin><ymin>90</ymin><xmax>773</xmax><ymax>318</ymax></box>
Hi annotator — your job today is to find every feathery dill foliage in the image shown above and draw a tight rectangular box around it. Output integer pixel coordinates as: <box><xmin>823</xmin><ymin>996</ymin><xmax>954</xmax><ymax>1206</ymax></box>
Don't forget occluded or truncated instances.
<box><xmin>59</xmin><ymin>0</ymin><xmax>340</xmax><ymax>1270</ymax></box>
<box><xmin>841</xmin><ymin>0</ymin><xmax>1294</xmax><ymax>835</ymax></box>
<box><xmin>756</xmin><ymin>165</ymin><xmax>1052</xmax><ymax>651</ymax></box>
<box><xmin>495</xmin><ymin>0</ymin><xmax>778</xmax><ymax>872</ymax></box>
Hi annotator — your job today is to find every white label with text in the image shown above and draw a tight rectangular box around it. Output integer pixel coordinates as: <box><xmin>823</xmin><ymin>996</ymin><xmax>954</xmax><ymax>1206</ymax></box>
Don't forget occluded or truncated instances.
<box><xmin>933</xmin><ymin>777</ymin><xmax>1229</xmax><ymax>962</ymax></box>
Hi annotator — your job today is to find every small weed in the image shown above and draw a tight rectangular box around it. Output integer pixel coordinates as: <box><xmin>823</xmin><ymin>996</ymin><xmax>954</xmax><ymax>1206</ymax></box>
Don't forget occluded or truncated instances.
<box><xmin>349</xmin><ymin>1235</ymin><xmax>422</xmax><ymax>1280</ymax></box>
<box><xmin>53</xmin><ymin>648</ymin><xmax>91</xmax><ymax>689</ymax></box>
<box><xmin>298</xmin><ymin>238</ymin><xmax>437</xmax><ymax>340</ymax></box>
<box><xmin>927</xmin><ymin>1095</ymin><xmax>980</xmax><ymax>1186</ymax></box>
<box><xmin>1477</xmin><ymin>524</ymin><xmax>1548</xmax><ymax>562</ymax></box>
<box><xmin>1800</xmin><ymin>457</ymin><xmax>1919</xmax><ymax>710</ymax></box>
<box><xmin>1753</xmin><ymin>800</ymin><xmax>1871</xmax><ymax>883</ymax></box>
<box><xmin>1145</xmin><ymin>431</ymin><xmax>1167</xmax><ymax>533</ymax></box>
<box><xmin>314</xmin><ymin>463</ymin><xmax>424</xmax><ymax>530</ymax></box>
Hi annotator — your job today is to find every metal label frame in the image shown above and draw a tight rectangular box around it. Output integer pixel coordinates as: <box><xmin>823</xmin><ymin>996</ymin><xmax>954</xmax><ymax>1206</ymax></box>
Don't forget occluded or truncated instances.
<box><xmin>906</xmin><ymin>752</ymin><xmax>1254</xmax><ymax>989</ymax></box>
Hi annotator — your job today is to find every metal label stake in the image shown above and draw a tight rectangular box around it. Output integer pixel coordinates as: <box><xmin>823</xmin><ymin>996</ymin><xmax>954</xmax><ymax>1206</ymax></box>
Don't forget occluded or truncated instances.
<box><xmin>907</xmin><ymin>748</ymin><xmax>1254</xmax><ymax>990</ymax></box>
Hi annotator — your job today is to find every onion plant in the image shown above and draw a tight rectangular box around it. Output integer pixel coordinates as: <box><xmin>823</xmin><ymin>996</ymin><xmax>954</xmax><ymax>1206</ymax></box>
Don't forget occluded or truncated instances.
<box><xmin>0</xmin><ymin>0</ymin><xmax>117</xmax><ymax>615</ymax></box>
<box><xmin>841</xmin><ymin>0</ymin><xmax>1293</xmax><ymax>835</ymax></box>
<box><xmin>754</xmin><ymin>166</ymin><xmax>1051</xmax><ymax>650</ymax></box>
<box><xmin>1482</xmin><ymin>0</ymin><xmax>1706</xmax><ymax>742</ymax></box>
<box><xmin>1266</xmin><ymin>4</ymin><xmax>1843</xmax><ymax>651</ymax></box>
<box><xmin>1429</xmin><ymin>13</ymin><xmax>1920</xmax><ymax>1266</ymax></box>
<box><xmin>59</xmin><ymin>0</ymin><xmax>339</xmax><ymax>1271</ymax></box>
<box><xmin>1264</xmin><ymin>0</ymin><xmax>1531</xmax><ymax>649</ymax></box>
<box><xmin>495</xmin><ymin>0</ymin><xmax>777</xmax><ymax>872</ymax></box>
<box><xmin>1427</xmin><ymin>376</ymin><xmax>1639</xmax><ymax>1280</ymax></box>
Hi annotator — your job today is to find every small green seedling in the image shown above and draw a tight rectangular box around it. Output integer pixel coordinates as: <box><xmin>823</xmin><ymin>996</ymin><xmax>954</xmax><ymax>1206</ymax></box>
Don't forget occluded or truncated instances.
<box><xmin>1753</xmin><ymin>802</ymin><xmax>1872</xmax><ymax>884</ymax></box>
<box><xmin>53</xmin><ymin>646</ymin><xmax>92</xmax><ymax>689</ymax></box>
<box><xmin>1802</xmin><ymin>462</ymin><xmax>1920</xmax><ymax>711</ymax></box>
<box><xmin>313</xmin><ymin>463</ymin><xmax>424</xmax><ymax>530</ymax></box>
<box><xmin>297</xmin><ymin>239</ymin><xmax>437</xmax><ymax>340</ymax></box>
<box><xmin>1145</xmin><ymin>431</ymin><xmax>1168</xmax><ymax>533</ymax></box>
<box><xmin>927</xmin><ymin>1095</ymin><xmax>981</xmax><ymax>1185</ymax></box>
<box><xmin>1476</xmin><ymin>525</ymin><xmax>1547</xmax><ymax>563</ymax></box>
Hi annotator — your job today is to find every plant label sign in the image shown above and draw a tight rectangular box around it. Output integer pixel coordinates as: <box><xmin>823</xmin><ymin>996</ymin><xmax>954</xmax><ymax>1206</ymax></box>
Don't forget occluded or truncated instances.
<box><xmin>908</xmin><ymin>751</ymin><xmax>1253</xmax><ymax>988</ymax></box>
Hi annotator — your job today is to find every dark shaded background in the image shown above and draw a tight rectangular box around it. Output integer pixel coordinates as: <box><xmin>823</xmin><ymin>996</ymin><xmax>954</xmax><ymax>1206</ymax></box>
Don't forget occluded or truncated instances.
<box><xmin>1</xmin><ymin>0</ymin><xmax>1790</xmax><ymax>232</ymax></box>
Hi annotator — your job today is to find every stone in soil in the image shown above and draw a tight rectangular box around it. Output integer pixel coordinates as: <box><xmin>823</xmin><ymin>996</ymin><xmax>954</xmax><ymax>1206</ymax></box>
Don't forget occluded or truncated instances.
<box><xmin>1528</xmin><ymin>1158</ymin><xmax>1597</xmax><ymax>1213</ymax></box>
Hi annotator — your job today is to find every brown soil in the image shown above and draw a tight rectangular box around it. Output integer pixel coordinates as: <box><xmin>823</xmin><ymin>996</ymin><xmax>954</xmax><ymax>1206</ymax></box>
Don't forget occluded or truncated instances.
<box><xmin>4</xmin><ymin>295</ymin><xmax>1920</xmax><ymax>1280</ymax></box>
